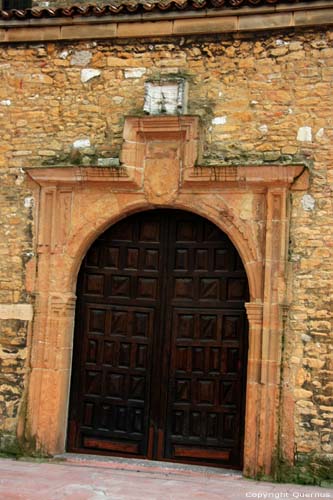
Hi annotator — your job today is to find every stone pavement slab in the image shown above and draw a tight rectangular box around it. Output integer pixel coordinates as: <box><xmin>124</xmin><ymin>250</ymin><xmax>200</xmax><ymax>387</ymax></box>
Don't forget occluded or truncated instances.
<box><xmin>0</xmin><ymin>456</ymin><xmax>331</xmax><ymax>500</ymax></box>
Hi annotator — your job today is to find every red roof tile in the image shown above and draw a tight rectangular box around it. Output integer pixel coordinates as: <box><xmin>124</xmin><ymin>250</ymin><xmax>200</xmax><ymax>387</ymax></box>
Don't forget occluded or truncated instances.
<box><xmin>0</xmin><ymin>0</ymin><xmax>321</xmax><ymax>21</ymax></box>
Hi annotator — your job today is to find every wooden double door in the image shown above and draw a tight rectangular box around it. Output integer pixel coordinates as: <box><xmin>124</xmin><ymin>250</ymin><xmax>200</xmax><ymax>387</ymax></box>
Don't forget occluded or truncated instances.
<box><xmin>68</xmin><ymin>209</ymin><xmax>249</xmax><ymax>468</ymax></box>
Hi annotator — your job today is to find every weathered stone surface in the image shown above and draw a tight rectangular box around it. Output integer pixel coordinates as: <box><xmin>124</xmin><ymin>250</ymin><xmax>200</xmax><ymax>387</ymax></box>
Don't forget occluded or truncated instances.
<box><xmin>70</xmin><ymin>50</ymin><xmax>92</xmax><ymax>67</ymax></box>
<box><xmin>144</xmin><ymin>141</ymin><xmax>180</xmax><ymax>204</ymax></box>
<box><xmin>0</xmin><ymin>28</ymin><xmax>332</xmax><ymax>482</ymax></box>
<box><xmin>80</xmin><ymin>68</ymin><xmax>101</xmax><ymax>83</ymax></box>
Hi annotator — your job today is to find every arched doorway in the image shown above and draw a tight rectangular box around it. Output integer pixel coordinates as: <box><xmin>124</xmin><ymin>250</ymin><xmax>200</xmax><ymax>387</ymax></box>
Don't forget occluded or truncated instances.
<box><xmin>67</xmin><ymin>209</ymin><xmax>249</xmax><ymax>469</ymax></box>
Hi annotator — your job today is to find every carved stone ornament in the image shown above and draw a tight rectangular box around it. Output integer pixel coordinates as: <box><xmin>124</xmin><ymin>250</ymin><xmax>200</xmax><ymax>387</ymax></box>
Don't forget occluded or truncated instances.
<box><xmin>143</xmin><ymin>79</ymin><xmax>188</xmax><ymax>115</ymax></box>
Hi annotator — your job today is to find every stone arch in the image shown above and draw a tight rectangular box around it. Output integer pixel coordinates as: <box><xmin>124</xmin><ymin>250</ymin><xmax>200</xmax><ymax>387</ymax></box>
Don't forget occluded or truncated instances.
<box><xmin>25</xmin><ymin>195</ymin><xmax>263</xmax><ymax>471</ymax></box>
<box><xmin>66</xmin><ymin>199</ymin><xmax>261</xmax><ymax>302</ymax></box>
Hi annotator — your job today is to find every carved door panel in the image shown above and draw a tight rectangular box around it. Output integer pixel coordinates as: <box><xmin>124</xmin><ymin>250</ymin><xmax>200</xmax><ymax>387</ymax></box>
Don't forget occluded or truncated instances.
<box><xmin>67</xmin><ymin>212</ymin><xmax>164</xmax><ymax>457</ymax></box>
<box><xmin>68</xmin><ymin>210</ymin><xmax>248</xmax><ymax>468</ymax></box>
<box><xmin>160</xmin><ymin>213</ymin><xmax>248</xmax><ymax>467</ymax></box>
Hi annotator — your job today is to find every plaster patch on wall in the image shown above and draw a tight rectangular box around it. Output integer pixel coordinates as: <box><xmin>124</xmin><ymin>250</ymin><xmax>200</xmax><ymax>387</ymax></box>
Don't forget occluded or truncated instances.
<box><xmin>258</xmin><ymin>124</ymin><xmax>268</xmax><ymax>134</ymax></box>
<box><xmin>301</xmin><ymin>334</ymin><xmax>312</xmax><ymax>343</ymax></box>
<box><xmin>0</xmin><ymin>304</ymin><xmax>33</xmax><ymax>321</ymax></box>
<box><xmin>301</xmin><ymin>194</ymin><xmax>315</xmax><ymax>212</ymax></box>
<box><xmin>0</xmin><ymin>100</ymin><xmax>11</xmax><ymax>106</ymax></box>
<box><xmin>97</xmin><ymin>158</ymin><xmax>120</xmax><ymax>167</ymax></box>
<box><xmin>316</xmin><ymin>128</ymin><xmax>325</xmax><ymax>140</ymax></box>
<box><xmin>24</xmin><ymin>197</ymin><xmax>34</xmax><ymax>208</ymax></box>
<box><xmin>81</xmin><ymin>69</ymin><xmax>101</xmax><ymax>83</ymax></box>
<box><xmin>275</xmin><ymin>39</ymin><xmax>289</xmax><ymax>46</ymax></box>
<box><xmin>73</xmin><ymin>138</ymin><xmax>91</xmax><ymax>149</ymax></box>
<box><xmin>212</xmin><ymin>116</ymin><xmax>227</xmax><ymax>125</ymax></box>
<box><xmin>124</xmin><ymin>68</ymin><xmax>146</xmax><ymax>79</ymax></box>
<box><xmin>113</xmin><ymin>96</ymin><xmax>124</xmax><ymax>104</ymax></box>
<box><xmin>70</xmin><ymin>50</ymin><xmax>92</xmax><ymax>67</ymax></box>
<box><xmin>297</xmin><ymin>126</ymin><xmax>312</xmax><ymax>142</ymax></box>
<box><xmin>59</xmin><ymin>50</ymin><xmax>69</xmax><ymax>60</ymax></box>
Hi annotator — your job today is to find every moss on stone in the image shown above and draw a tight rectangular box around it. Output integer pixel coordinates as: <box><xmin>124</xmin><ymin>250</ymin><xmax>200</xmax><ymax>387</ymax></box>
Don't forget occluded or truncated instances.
<box><xmin>276</xmin><ymin>453</ymin><xmax>333</xmax><ymax>486</ymax></box>
<box><xmin>0</xmin><ymin>430</ymin><xmax>51</xmax><ymax>460</ymax></box>
<box><xmin>0</xmin><ymin>431</ymin><xmax>25</xmax><ymax>458</ymax></box>
<box><xmin>195</xmin><ymin>153</ymin><xmax>309</xmax><ymax>169</ymax></box>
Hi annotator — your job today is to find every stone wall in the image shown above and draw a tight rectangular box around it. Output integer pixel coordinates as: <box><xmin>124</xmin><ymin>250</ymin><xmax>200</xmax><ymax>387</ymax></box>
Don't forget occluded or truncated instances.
<box><xmin>0</xmin><ymin>28</ymin><xmax>332</xmax><ymax>481</ymax></box>
<box><xmin>0</xmin><ymin>167</ymin><xmax>34</xmax><ymax>452</ymax></box>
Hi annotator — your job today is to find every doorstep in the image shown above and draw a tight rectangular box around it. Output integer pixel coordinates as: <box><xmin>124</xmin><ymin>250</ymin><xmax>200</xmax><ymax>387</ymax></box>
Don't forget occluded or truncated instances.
<box><xmin>55</xmin><ymin>453</ymin><xmax>243</xmax><ymax>479</ymax></box>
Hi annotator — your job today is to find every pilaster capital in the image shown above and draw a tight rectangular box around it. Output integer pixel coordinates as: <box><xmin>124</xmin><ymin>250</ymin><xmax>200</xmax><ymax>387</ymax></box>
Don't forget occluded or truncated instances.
<box><xmin>279</xmin><ymin>303</ymin><xmax>289</xmax><ymax>321</ymax></box>
<box><xmin>245</xmin><ymin>302</ymin><xmax>264</xmax><ymax>325</ymax></box>
<box><xmin>50</xmin><ymin>293</ymin><xmax>77</xmax><ymax>317</ymax></box>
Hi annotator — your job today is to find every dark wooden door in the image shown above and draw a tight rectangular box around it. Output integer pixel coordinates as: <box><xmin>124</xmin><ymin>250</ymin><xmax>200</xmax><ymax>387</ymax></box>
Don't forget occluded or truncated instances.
<box><xmin>67</xmin><ymin>210</ymin><xmax>249</xmax><ymax>468</ymax></box>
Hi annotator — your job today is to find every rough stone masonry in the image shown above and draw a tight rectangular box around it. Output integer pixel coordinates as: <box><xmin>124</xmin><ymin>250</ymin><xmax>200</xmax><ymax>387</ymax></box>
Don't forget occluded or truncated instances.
<box><xmin>0</xmin><ymin>21</ymin><xmax>332</xmax><ymax>483</ymax></box>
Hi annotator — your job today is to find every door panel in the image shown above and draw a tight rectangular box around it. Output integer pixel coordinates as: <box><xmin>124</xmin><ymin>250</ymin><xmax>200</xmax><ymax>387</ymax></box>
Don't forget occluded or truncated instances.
<box><xmin>68</xmin><ymin>212</ymin><xmax>164</xmax><ymax>457</ymax></box>
<box><xmin>75</xmin><ymin>302</ymin><xmax>156</xmax><ymax>456</ymax></box>
<box><xmin>68</xmin><ymin>209</ymin><xmax>248</xmax><ymax>468</ymax></box>
<box><xmin>163</xmin><ymin>308</ymin><xmax>247</xmax><ymax>466</ymax></box>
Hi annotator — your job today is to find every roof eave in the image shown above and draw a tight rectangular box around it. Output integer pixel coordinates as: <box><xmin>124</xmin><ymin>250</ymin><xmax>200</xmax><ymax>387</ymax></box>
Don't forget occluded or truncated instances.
<box><xmin>0</xmin><ymin>0</ymin><xmax>332</xmax><ymax>42</ymax></box>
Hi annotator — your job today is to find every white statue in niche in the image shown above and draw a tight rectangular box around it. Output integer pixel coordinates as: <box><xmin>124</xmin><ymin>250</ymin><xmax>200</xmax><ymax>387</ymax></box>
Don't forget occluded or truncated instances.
<box><xmin>144</xmin><ymin>79</ymin><xmax>188</xmax><ymax>115</ymax></box>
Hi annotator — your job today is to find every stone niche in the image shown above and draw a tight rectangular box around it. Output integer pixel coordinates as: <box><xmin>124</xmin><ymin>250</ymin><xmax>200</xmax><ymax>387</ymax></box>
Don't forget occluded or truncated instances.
<box><xmin>143</xmin><ymin>78</ymin><xmax>188</xmax><ymax>115</ymax></box>
<box><xmin>25</xmin><ymin>115</ymin><xmax>308</xmax><ymax>477</ymax></box>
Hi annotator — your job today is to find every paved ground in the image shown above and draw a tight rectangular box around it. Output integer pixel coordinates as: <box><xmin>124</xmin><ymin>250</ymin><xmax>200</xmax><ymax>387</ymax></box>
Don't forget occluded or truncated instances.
<box><xmin>0</xmin><ymin>455</ymin><xmax>331</xmax><ymax>500</ymax></box>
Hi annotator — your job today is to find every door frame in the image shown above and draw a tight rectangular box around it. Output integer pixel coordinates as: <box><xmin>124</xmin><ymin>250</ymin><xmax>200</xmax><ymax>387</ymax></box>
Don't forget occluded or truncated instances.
<box><xmin>67</xmin><ymin>209</ymin><xmax>249</xmax><ymax>468</ymax></box>
<box><xmin>24</xmin><ymin>115</ymin><xmax>308</xmax><ymax>477</ymax></box>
